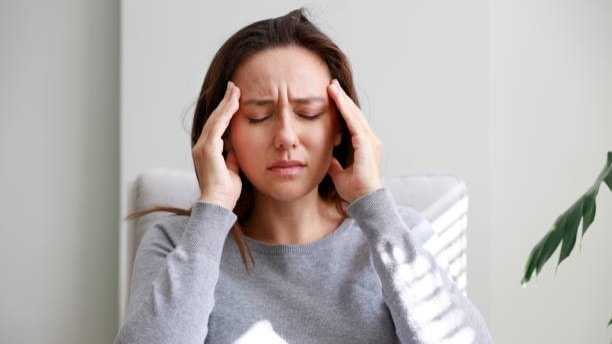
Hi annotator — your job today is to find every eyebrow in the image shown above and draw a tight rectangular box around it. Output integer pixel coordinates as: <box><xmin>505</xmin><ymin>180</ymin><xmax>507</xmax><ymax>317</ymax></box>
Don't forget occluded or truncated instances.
<box><xmin>241</xmin><ymin>97</ymin><xmax>327</xmax><ymax>107</ymax></box>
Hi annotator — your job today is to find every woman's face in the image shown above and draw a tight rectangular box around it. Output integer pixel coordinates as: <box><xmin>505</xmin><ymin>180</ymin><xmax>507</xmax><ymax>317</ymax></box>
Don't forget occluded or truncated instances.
<box><xmin>229</xmin><ymin>46</ymin><xmax>341</xmax><ymax>203</ymax></box>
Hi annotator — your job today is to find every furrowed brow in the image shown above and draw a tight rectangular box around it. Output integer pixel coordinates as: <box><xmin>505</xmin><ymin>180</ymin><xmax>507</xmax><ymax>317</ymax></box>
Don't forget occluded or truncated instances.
<box><xmin>241</xmin><ymin>97</ymin><xmax>327</xmax><ymax>107</ymax></box>
<box><xmin>240</xmin><ymin>99</ymin><xmax>275</xmax><ymax>107</ymax></box>
<box><xmin>292</xmin><ymin>97</ymin><xmax>327</xmax><ymax>105</ymax></box>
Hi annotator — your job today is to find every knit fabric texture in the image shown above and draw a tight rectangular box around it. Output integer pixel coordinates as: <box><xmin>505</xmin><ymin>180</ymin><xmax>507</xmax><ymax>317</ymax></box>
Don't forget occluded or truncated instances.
<box><xmin>115</xmin><ymin>188</ymin><xmax>492</xmax><ymax>343</ymax></box>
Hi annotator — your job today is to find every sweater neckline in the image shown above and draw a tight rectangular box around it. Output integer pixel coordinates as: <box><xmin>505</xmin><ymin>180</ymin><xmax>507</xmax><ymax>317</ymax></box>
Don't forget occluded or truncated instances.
<box><xmin>242</xmin><ymin>217</ymin><xmax>355</xmax><ymax>255</ymax></box>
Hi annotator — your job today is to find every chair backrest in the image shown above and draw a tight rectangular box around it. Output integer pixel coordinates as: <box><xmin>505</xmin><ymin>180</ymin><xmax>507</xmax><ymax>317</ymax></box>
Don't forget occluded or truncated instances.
<box><xmin>119</xmin><ymin>169</ymin><xmax>469</xmax><ymax>323</ymax></box>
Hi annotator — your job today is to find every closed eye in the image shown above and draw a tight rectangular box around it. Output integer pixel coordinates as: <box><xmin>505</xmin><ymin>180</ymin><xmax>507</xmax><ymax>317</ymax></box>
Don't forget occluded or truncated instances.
<box><xmin>296</xmin><ymin>112</ymin><xmax>323</xmax><ymax>120</ymax></box>
<box><xmin>247</xmin><ymin>115</ymin><xmax>271</xmax><ymax>124</ymax></box>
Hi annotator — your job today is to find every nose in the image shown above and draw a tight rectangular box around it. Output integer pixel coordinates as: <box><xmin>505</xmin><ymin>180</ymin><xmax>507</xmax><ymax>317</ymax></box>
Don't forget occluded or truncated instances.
<box><xmin>273</xmin><ymin>110</ymin><xmax>298</xmax><ymax>150</ymax></box>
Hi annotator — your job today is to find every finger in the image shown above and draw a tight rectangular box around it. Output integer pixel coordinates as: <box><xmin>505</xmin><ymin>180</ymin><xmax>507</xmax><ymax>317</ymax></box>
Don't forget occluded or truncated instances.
<box><xmin>328</xmin><ymin>80</ymin><xmax>382</xmax><ymax>156</ymax></box>
<box><xmin>327</xmin><ymin>157</ymin><xmax>345</xmax><ymax>179</ymax></box>
<box><xmin>193</xmin><ymin>83</ymin><xmax>241</xmax><ymax>165</ymax></box>
<box><xmin>205</xmin><ymin>82</ymin><xmax>241</xmax><ymax>139</ymax></box>
<box><xmin>327</xmin><ymin>80</ymin><xmax>370</xmax><ymax>134</ymax></box>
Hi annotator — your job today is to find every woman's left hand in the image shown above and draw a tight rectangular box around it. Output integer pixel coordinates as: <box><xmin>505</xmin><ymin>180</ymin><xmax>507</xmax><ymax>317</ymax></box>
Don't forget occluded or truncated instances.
<box><xmin>327</xmin><ymin>79</ymin><xmax>383</xmax><ymax>203</ymax></box>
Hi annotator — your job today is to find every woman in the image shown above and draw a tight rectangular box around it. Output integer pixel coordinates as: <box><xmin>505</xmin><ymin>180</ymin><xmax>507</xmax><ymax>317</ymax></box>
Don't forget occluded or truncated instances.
<box><xmin>115</xmin><ymin>9</ymin><xmax>491</xmax><ymax>344</ymax></box>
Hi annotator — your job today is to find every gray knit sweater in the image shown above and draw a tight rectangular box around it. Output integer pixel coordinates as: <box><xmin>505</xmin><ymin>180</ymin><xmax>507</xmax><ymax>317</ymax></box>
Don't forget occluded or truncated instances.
<box><xmin>115</xmin><ymin>188</ymin><xmax>492</xmax><ymax>343</ymax></box>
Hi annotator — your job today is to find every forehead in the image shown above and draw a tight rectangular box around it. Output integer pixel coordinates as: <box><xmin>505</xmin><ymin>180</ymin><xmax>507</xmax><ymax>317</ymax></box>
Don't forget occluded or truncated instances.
<box><xmin>232</xmin><ymin>46</ymin><xmax>331</xmax><ymax>98</ymax></box>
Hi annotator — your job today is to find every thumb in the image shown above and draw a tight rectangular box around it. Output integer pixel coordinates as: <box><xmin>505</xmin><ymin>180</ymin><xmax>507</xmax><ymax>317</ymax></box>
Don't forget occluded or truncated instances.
<box><xmin>328</xmin><ymin>157</ymin><xmax>344</xmax><ymax>179</ymax></box>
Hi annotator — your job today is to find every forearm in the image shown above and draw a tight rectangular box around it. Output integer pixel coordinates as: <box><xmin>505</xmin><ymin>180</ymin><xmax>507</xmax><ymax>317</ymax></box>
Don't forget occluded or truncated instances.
<box><xmin>348</xmin><ymin>189</ymin><xmax>492</xmax><ymax>343</ymax></box>
<box><xmin>115</xmin><ymin>202</ymin><xmax>236</xmax><ymax>344</ymax></box>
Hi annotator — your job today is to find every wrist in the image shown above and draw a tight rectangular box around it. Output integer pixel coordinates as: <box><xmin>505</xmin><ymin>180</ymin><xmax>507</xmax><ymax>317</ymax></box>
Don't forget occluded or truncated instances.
<box><xmin>347</xmin><ymin>185</ymin><xmax>383</xmax><ymax>204</ymax></box>
<box><xmin>199</xmin><ymin>193</ymin><xmax>236</xmax><ymax>211</ymax></box>
<box><xmin>344</xmin><ymin>182</ymin><xmax>383</xmax><ymax>204</ymax></box>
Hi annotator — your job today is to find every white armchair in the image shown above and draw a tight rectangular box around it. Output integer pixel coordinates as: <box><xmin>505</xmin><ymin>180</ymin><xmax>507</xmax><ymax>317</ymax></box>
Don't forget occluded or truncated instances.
<box><xmin>119</xmin><ymin>169</ymin><xmax>469</xmax><ymax>323</ymax></box>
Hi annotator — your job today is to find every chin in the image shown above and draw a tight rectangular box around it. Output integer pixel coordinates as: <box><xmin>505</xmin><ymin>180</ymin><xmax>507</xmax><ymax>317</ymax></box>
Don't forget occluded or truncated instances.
<box><xmin>264</xmin><ymin>190</ymin><xmax>315</xmax><ymax>203</ymax></box>
<box><xmin>254</xmin><ymin>182</ymin><xmax>321</xmax><ymax>203</ymax></box>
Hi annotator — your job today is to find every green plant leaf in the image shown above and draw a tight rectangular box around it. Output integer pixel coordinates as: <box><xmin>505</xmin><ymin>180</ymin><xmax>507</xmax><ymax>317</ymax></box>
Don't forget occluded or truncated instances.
<box><xmin>521</xmin><ymin>224</ymin><xmax>563</xmax><ymax>285</ymax></box>
<box><xmin>558</xmin><ymin>201</ymin><xmax>582</xmax><ymax>265</ymax></box>
<box><xmin>521</xmin><ymin>151</ymin><xmax>612</xmax><ymax>285</ymax></box>
<box><xmin>609</xmin><ymin>316</ymin><xmax>612</xmax><ymax>327</ymax></box>
<box><xmin>534</xmin><ymin>223</ymin><xmax>563</xmax><ymax>274</ymax></box>
<box><xmin>581</xmin><ymin>191</ymin><xmax>596</xmax><ymax>236</ymax></box>
<box><xmin>604</xmin><ymin>152</ymin><xmax>612</xmax><ymax>191</ymax></box>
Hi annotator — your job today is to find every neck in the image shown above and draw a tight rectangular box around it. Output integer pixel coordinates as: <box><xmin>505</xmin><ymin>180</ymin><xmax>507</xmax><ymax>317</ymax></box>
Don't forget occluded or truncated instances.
<box><xmin>243</xmin><ymin>189</ymin><xmax>344</xmax><ymax>245</ymax></box>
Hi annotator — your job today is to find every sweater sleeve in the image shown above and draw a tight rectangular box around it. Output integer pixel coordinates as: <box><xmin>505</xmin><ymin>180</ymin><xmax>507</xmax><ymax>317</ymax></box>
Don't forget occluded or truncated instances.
<box><xmin>114</xmin><ymin>202</ymin><xmax>237</xmax><ymax>344</ymax></box>
<box><xmin>347</xmin><ymin>188</ymin><xmax>492</xmax><ymax>344</ymax></box>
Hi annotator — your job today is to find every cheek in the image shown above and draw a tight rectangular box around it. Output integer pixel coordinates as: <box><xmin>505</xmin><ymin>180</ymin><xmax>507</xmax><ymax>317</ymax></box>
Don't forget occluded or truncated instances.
<box><xmin>229</xmin><ymin>121</ymin><xmax>265</xmax><ymax>165</ymax></box>
<box><xmin>228</xmin><ymin>121</ymin><xmax>247</xmax><ymax>156</ymax></box>
<box><xmin>319</xmin><ymin>117</ymin><xmax>341</xmax><ymax>147</ymax></box>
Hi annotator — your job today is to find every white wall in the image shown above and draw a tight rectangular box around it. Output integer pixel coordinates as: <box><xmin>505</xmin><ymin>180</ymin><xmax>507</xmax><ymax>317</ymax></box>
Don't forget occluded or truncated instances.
<box><xmin>490</xmin><ymin>1</ymin><xmax>612</xmax><ymax>342</ymax></box>
<box><xmin>0</xmin><ymin>1</ymin><xmax>119</xmax><ymax>343</ymax></box>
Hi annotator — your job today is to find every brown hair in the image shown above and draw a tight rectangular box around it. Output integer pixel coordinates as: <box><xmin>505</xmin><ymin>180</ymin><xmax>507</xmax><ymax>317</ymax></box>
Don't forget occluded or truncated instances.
<box><xmin>133</xmin><ymin>8</ymin><xmax>360</xmax><ymax>270</ymax></box>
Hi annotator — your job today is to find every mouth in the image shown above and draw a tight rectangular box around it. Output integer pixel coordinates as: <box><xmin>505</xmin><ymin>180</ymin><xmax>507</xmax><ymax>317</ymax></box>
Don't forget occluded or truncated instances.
<box><xmin>267</xmin><ymin>160</ymin><xmax>306</xmax><ymax>177</ymax></box>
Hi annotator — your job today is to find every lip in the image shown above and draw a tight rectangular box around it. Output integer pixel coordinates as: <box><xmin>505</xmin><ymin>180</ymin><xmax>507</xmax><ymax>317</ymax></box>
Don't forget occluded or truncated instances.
<box><xmin>267</xmin><ymin>160</ymin><xmax>306</xmax><ymax>177</ymax></box>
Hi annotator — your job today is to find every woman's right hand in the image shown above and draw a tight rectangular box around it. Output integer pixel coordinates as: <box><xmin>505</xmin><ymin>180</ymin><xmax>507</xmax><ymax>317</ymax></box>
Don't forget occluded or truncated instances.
<box><xmin>192</xmin><ymin>81</ymin><xmax>242</xmax><ymax>210</ymax></box>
